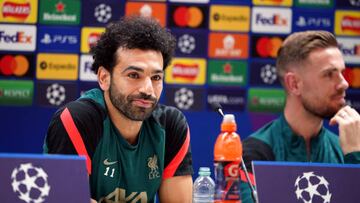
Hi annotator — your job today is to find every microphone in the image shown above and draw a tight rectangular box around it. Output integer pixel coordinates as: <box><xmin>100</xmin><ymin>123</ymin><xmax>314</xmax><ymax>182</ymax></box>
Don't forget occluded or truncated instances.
<box><xmin>210</xmin><ymin>102</ymin><xmax>258</xmax><ymax>203</ymax></box>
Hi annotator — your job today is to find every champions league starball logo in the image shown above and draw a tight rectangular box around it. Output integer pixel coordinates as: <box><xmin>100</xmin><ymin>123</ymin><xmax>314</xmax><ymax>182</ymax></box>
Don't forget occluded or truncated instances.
<box><xmin>46</xmin><ymin>83</ymin><xmax>66</xmax><ymax>106</ymax></box>
<box><xmin>174</xmin><ymin>88</ymin><xmax>194</xmax><ymax>110</ymax></box>
<box><xmin>295</xmin><ymin>172</ymin><xmax>332</xmax><ymax>203</ymax></box>
<box><xmin>11</xmin><ymin>163</ymin><xmax>50</xmax><ymax>203</ymax></box>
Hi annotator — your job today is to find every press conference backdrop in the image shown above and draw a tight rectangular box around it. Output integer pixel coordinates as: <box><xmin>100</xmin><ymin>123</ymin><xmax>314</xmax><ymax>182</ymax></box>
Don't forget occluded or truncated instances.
<box><xmin>0</xmin><ymin>0</ymin><xmax>359</xmax><ymax>175</ymax></box>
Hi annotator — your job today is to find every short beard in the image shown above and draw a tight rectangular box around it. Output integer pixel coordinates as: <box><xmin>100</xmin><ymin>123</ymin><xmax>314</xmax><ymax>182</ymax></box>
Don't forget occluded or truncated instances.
<box><xmin>301</xmin><ymin>93</ymin><xmax>345</xmax><ymax>120</ymax></box>
<box><xmin>109</xmin><ymin>82</ymin><xmax>157</xmax><ymax>121</ymax></box>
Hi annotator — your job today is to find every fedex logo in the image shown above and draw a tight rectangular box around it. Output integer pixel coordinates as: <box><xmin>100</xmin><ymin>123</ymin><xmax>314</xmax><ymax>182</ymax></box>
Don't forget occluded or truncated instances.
<box><xmin>255</xmin><ymin>13</ymin><xmax>288</xmax><ymax>26</ymax></box>
<box><xmin>0</xmin><ymin>24</ymin><xmax>36</xmax><ymax>51</ymax></box>
<box><xmin>0</xmin><ymin>31</ymin><xmax>32</xmax><ymax>43</ymax></box>
<box><xmin>251</xmin><ymin>7</ymin><xmax>292</xmax><ymax>34</ymax></box>
<box><xmin>338</xmin><ymin>37</ymin><xmax>360</xmax><ymax>64</ymax></box>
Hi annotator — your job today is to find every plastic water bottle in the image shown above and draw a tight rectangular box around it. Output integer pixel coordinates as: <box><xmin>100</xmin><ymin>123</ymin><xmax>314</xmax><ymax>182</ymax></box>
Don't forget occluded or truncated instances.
<box><xmin>193</xmin><ymin>167</ymin><xmax>215</xmax><ymax>203</ymax></box>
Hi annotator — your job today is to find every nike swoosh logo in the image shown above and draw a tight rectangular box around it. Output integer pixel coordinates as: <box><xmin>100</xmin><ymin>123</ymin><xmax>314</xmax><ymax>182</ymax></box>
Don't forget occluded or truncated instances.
<box><xmin>103</xmin><ymin>158</ymin><xmax>118</xmax><ymax>166</ymax></box>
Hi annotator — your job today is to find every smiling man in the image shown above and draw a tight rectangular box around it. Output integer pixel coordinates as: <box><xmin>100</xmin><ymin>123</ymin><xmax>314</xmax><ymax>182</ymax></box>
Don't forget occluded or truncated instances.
<box><xmin>44</xmin><ymin>16</ymin><xmax>193</xmax><ymax>203</ymax></box>
<box><xmin>240</xmin><ymin>30</ymin><xmax>360</xmax><ymax>203</ymax></box>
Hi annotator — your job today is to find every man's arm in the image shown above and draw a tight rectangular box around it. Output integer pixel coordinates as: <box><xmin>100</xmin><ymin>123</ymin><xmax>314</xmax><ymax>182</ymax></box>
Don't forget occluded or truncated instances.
<box><xmin>158</xmin><ymin>175</ymin><xmax>193</xmax><ymax>203</ymax></box>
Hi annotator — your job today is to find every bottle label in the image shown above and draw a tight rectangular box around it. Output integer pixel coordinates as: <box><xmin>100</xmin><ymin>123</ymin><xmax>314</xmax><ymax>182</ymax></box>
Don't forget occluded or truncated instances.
<box><xmin>214</xmin><ymin>161</ymin><xmax>241</xmax><ymax>201</ymax></box>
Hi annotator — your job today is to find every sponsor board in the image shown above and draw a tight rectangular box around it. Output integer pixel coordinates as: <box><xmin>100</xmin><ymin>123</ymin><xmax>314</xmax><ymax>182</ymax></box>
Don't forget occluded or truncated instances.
<box><xmin>81</xmin><ymin>27</ymin><xmax>105</xmax><ymax>53</ymax></box>
<box><xmin>169</xmin><ymin>0</ymin><xmax>209</xmax><ymax>2</ymax></box>
<box><xmin>250</xmin><ymin>61</ymin><xmax>281</xmax><ymax>86</ymax></box>
<box><xmin>0</xmin><ymin>24</ymin><xmax>36</xmax><ymax>51</ymax></box>
<box><xmin>36</xmin><ymin>53</ymin><xmax>78</xmax><ymax>80</ymax></box>
<box><xmin>79</xmin><ymin>54</ymin><xmax>97</xmax><ymax>81</ymax></box>
<box><xmin>335</xmin><ymin>10</ymin><xmax>360</xmax><ymax>36</ymax></box>
<box><xmin>338</xmin><ymin>37</ymin><xmax>360</xmax><ymax>64</ymax></box>
<box><xmin>251</xmin><ymin>7</ymin><xmax>292</xmax><ymax>34</ymax></box>
<box><xmin>208</xmin><ymin>33</ymin><xmax>249</xmax><ymax>59</ymax></box>
<box><xmin>292</xmin><ymin>9</ymin><xmax>333</xmax><ymax>32</ymax></box>
<box><xmin>294</xmin><ymin>0</ymin><xmax>334</xmax><ymax>8</ymax></box>
<box><xmin>82</xmin><ymin>0</ymin><xmax>122</xmax><ymax>26</ymax></box>
<box><xmin>165</xmin><ymin>58</ymin><xmax>206</xmax><ymax>85</ymax></box>
<box><xmin>207</xmin><ymin>60</ymin><xmax>247</xmax><ymax>86</ymax></box>
<box><xmin>37</xmin><ymin>26</ymin><xmax>80</xmax><ymax>53</ymax></box>
<box><xmin>346</xmin><ymin>92</ymin><xmax>360</xmax><ymax>112</ymax></box>
<box><xmin>173</xmin><ymin>30</ymin><xmax>207</xmax><ymax>57</ymax></box>
<box><xmin>251</xmin><ymin>35</ymin><xmax>285</xmax><ymax>59</ymax></box>
<box><xmin>165</xmin><ymin>86</ymin><xmax>205</xmax><ymax>111</ymax></box>
<box><xmin>0</xmin><ymin>0</ymin><xmax>38</xmax><ymax>23</ymax></box>
<box><xmin>168</xmin><ymin>4</ymin><xmax>208</xmax><ymax>29</ymax></box>
<box><xmin>336</xmin><ymin>0</ymin><xmax>360</xmax><ymax>7</ymax></box>
<box><xmin>343</xmin><ymin>65</ymin><xmax>360</xmax><ymax>89</ymax></box>
<box><xmin>0</xmin><ymin>54</ymin><xmax>33</xmax><ymax>77</ymax></box>
<box><xmin>39</xmin><ymin>0</ymin><xmax>80</xmax><ymax>25</ymax></box>
<box><xmin>253</xmin><ymin>0</ymin><xmax>292</xmax><ymax>6</ymax></box>
<box><xmin>79</xmin><ymin>82</ymin><xmax>98</xmax><ymax>96</ymax></box>
<box><xmin>207</xmin><ymin>87</ymin><xmax>246</xmax><ymax>111</ymax></box>
<box><xmin>209</xmin><ymin>5</ymin><xmax>250</xmax><ymax>32</ymax></box>
<box><xmin>247</xmin><ymin>88</ymin><xmax>285</xmax><ymax>113</ymax></box>
<box><xmin>36</xmin><ymin>81</ymin><xmax>77</xmax><ymax>107</ymax></box>
<box><xmin>0</xmin><ymin>79</ymin><xmax>33</xmax><ymax>105</ymax></box>
<box><xmin>125</xmin><ymin>2</ymin><xmax>166</xmax><ymax>27</ymax></box>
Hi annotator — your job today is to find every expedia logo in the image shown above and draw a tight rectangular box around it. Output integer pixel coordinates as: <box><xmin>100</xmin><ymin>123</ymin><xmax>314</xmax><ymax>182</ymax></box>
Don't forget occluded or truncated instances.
<box><xmin>252</xmin><ymin>36</ymin><xmax>284</xmax><ymax>58</ymax></box>
<box><xmin>2</xmin><ymin>1</ymin><xmax>30</xmax><ymax>20</ymax></box>
<box><xmin>36</xmin><ymin>53</ymin><xmax>78</xmax><ymax>80</ymax></box>
<box><xmin>209</xmin><ymin>5</ymin><xmax>250</xmax><ymax>32</ymax></box>
<box><xmin>39</xmin><ymin>61</ymin><xmax>75</xmax><ymax>71</ymax></box>
<box><xmin>213</xmin><ymin>12</ymin><xmax>247</xmax><ymax>23</ymax></box>
<box><xmin>169</xmin><ymin>5</ymin><xmax>207</xmax><ymax>29</ymax></box>
<box><xmin>0</xmin><ymin>54</ymin><xmax>32</xmax><ymax>77</ymax></box>
<box><xmin>341</xmin><ymin>16</ymin><xmax>360</xmax><ymax>33</ymax></box>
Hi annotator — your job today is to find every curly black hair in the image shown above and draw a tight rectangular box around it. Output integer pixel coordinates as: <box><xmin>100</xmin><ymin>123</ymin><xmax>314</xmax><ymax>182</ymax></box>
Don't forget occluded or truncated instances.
<box><xmin>90</xmin><ymin>16</ymin><xmax>176</xmax><ymax>74</ymax></box>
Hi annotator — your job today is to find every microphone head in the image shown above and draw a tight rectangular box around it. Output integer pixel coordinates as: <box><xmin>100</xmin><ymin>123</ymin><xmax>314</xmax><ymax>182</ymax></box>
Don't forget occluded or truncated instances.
<box><xmin>210</xmin><ymin>102</ymin><xmax>222</xmax><ymax>111</ymax></box>
<box><xmin>210</xmin><ymin>102</ymin><xmax>224</xmax><ymax>117</ymax></box>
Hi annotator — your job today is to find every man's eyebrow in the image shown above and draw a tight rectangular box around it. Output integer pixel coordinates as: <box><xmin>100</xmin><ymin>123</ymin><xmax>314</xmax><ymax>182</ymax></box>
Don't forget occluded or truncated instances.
<box><xmin>121</xmin><ymin>66</ymin><xmax>144</xmax><ymax>73</ymax></box>
<box><xmin>153</xmin><ymin>69</ymin><xmax>164</xmax><ymax>74</ymax></box>
<box><xmin>320</xmin><ymin>66</ymin><xmax>341</xmax><ymax>73</ymax></box>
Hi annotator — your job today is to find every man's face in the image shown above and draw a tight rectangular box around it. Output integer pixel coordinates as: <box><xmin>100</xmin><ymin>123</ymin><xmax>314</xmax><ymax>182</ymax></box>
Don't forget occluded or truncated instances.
<box><xmin>298</xmin><ymin>47</ymin><xmax>349</xmax><ymax>119</ymax></box>
<box><xmin>108</xmin><ymin>48</ymin><xmax>164</xmax><ymax>121</ymax></box>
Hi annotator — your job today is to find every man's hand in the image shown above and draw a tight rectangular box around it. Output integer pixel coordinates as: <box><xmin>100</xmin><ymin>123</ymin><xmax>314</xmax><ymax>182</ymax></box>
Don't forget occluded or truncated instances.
<box><xmin>330</xmin><ymin>106</ymin><xmax>360</xmax><ymax>155</ymax></box>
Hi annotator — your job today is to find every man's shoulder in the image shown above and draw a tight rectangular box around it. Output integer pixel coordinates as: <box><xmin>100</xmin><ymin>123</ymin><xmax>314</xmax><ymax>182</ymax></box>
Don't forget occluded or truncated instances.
<box><xmin>151</xmin><ymin>104</ymin><xmax>186</xmax><ymax>127</ymax></box>
<box><xmin>53</xmin><ymin>98</ymin><xmax>106</xmax><ymax>123</ymax></box>
<box><xmin>247</xmin><ymin>117</ymin><xmax>281</xmax><ymax>144</ymax></box>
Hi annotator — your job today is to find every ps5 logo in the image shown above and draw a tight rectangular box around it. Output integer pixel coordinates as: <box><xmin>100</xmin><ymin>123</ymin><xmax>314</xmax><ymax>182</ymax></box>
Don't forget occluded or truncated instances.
<box><xmin>40</xmin><ymin>33</ymin><xmax>78</xmax><ymax>45</ymax></box>
<box><xmin>296</xmin><ymin>16</ymin><xmax>331</xmax><ymax>27</ymax></box>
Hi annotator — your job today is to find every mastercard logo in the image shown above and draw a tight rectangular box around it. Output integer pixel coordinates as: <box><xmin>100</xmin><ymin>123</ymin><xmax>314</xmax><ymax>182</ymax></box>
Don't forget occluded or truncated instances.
<box><xmin>0</xmin><ymin>55</ymin><xmax>29</xmax><ymax>76</ymax></box>
<box><xmin>172</xmin><ymin>6</ymin><xmax>204</xmax><ymax>28</ymax></box>
<box><xmin>343</xmin><ymin>67</ymin><xmax>360</xmax><ymax>88</ymax></box>
<box><xmin>255</xmin><ymin>37</ymin><xmax>283</xmax><ymax>58</ymax></box>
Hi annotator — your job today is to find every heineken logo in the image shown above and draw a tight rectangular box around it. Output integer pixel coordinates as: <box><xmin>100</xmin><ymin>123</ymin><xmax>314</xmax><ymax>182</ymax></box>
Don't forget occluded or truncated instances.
<box><xmin>39</xmin><ymin>0</ymin><xmax>80</xmax><ymax>25</ymax></box>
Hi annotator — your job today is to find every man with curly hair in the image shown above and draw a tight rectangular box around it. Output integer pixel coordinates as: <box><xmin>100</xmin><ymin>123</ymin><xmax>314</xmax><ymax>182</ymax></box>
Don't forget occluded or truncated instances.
<box><xmin>44</xmin><ymin>16</ymin><xmax>193</xmax><ymax>203</ymax></box>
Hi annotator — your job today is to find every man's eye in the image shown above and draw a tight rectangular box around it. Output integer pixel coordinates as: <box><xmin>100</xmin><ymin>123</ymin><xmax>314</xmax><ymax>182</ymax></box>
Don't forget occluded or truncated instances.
<box><xmin>152</xmin><ymin>75</ymin><xmax>162</xmax><ymax>81</ymax></box>
<box><xmin>128</xmin><ymin>73</ymin><xmax>139</xmax><ymax>79</ymax></box>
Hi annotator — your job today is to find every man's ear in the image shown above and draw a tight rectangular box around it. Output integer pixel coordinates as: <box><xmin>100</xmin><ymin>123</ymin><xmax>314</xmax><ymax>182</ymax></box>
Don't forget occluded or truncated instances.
<box><xmin>284</xmin><ymin>72</ymin><xmax>301</xmax><ymax>96</ymax></box>
<box><xmin>98</xmin><ymin>66</ymin><xmax>110</xmax><ymax>91</ymax></box>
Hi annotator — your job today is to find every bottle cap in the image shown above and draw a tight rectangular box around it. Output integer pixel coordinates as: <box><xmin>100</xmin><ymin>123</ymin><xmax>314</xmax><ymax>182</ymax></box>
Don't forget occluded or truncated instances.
<box><xmin>198</xmin><ymin>167</ymin><xmax>211</xmax><ymax>176</ymax></box>
<box><xmin>222</xmin><ymin>114</ymin><xmax>235</xmax><ymax>123</ymax></box>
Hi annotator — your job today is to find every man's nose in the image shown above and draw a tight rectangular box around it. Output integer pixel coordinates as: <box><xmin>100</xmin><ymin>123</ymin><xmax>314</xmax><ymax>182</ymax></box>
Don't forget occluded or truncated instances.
<box><xmin>139</xmin><ymin>77</ymin><xmax>154</xmax><ymax>95</ymax></box>
<box><xmin>338</xmin><ymin>72</ymin><xmax>349</xmax><ymax>91</ymax></box>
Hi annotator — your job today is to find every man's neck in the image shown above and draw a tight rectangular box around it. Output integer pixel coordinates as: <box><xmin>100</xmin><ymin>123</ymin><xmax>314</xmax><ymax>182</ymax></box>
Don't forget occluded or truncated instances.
<box><xmin>284</xmin><ymin>97</ymin><xmax>323</xmax><ymax>155</ymax></box>
<box><xmin>104</xmin><ymin>92</ymin><xmax>142</xmax><ymax>145</ymax></box>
